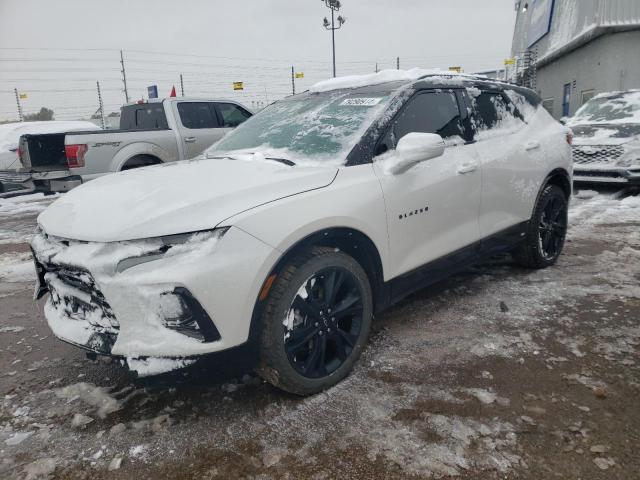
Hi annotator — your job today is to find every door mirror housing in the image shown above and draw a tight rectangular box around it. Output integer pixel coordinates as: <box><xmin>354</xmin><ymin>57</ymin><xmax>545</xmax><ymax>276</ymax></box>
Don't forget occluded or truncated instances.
<box><xmin>389</xmin><ymin>133</ymin><xmax>445</xmax><ymax>174</ymax></box>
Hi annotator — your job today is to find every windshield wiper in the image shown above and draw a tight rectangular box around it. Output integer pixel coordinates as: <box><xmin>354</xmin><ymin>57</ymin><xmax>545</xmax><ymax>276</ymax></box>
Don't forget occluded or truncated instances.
<box><xmin>265</xmin><ymin>157</ymin><xmax>296</xmax><ymax>166</ymax></box>
<box><xmin>205</xmin><ymin>153</ymin><xmax>295</xmax><ymax>166</ymax></box>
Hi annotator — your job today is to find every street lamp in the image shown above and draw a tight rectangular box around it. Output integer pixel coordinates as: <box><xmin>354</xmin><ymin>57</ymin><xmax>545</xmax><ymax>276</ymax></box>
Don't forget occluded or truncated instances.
<box><xmin>321</xmin><ymin>0</ymin><xmax>346</xmax><ymax>78</ymax></box>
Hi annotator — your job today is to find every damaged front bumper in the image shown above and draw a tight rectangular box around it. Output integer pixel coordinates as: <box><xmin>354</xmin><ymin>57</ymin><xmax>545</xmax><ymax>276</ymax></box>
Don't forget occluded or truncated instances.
<box><xmin>31</xmin><ymin>226</ymin><xmax>278</xmax><ymax>373</ymax></box>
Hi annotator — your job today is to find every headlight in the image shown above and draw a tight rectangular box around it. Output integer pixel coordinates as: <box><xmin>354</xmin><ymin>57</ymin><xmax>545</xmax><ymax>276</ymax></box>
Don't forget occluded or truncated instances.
<box><xmin>116</xmin><ymin>227</ymin><xmax>229</xmax><ymax>273</ymax></box>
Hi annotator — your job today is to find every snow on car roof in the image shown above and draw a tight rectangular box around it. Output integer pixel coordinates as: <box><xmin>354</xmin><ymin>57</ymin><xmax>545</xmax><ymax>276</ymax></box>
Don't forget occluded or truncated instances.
<box><xmin>309</xmin><ymin>68</ymin><xmax>487</xmax><ymax>93</ymax></box>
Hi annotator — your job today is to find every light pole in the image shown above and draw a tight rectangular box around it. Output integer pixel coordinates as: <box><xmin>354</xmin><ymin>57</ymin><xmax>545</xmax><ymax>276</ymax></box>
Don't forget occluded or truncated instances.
<box><xmin>321</xmin><ymin>0</ymin><xmax>346</xmax><ymax>78</ymax></box>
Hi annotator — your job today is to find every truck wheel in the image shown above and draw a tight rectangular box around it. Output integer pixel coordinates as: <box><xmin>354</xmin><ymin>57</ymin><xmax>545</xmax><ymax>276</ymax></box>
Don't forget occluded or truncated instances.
<box><xmin>257</xmin><ymin>246</ymin><xmax>373</xmax><ymax>396</ymax></box>
<box><xmin>121</xmin><ymin>155</ymin><xmax>161</xmax><ymax>171</ymax></box>
<box><xmin>513</xmin><ymin>184</ymin><xmax>568</xmax><ymax>269</ymax></box>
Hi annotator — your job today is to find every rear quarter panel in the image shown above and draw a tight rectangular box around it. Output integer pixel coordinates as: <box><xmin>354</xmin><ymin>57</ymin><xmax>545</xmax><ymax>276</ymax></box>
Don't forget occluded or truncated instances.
<box><xmin>66</xmin><ymin>130</ymin><xmax>180</xmax><ymax>177</ymax></box>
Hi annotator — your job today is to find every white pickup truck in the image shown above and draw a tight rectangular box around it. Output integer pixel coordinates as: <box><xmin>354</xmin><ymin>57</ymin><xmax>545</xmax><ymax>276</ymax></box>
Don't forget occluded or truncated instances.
<box><xmin>3</xmin><ymin>97</ymin><xmax>252</xmax><ymax>192</ymax></box>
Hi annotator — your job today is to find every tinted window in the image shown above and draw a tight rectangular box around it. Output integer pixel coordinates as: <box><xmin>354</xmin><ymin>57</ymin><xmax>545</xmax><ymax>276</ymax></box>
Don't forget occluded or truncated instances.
<box><xmin>393</xmin><ymin>92</ymin><xmax>465</xmax><ymax>143</ymax></box>
<box><xmin>474</xmin><ymin>93</ymin><xmax>507</xmax><ymax>129</ymax></box>
<box><xmin>217</xmin><ymin>103</ymin><xmax>252</xmax><ymax>128</ymax></box>
<box><xmin>178</xmin><ymin>102</ymin><xmax>219</xmax><ymax>129</ymax></box>
<box><xmin>474</xmin><ymin>92</ymin><xmax>522</xmax><ymax>130</ymax></box>
<box><xmin>120</xmin><ymin>104</ymin><xmax>168</xmax><ymax>130</ymax></box>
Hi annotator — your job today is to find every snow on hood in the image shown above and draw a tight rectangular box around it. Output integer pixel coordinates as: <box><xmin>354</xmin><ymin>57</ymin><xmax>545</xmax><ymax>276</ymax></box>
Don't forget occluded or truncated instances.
<box><xmin>571</xmin><ymin>124</ymin><xmax>640</xmax><ymax>146</ymax></box>
<box><xmin>309</xmin><ymin>68</ymin><xmax>480</xmax><ymax>93</ymax></box>
<box><xmin>37</xmin><ymin>158</ymin><xmax>338</xmax><ymax>242</ymax></box>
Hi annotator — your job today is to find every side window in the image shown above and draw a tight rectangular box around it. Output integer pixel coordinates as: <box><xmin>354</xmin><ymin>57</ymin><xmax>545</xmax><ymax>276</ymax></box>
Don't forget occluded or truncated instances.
<box><xmin>473</xmin><ymin>91</ymin><xmax>521</xmax><ymax>130</ymax></box>
<box><xmin>129</xmin><ymin>104</ymin><xmax>168</xmax><ymax>130</ymax></box>
<box><xmin>177</xmin><ymin>102</ymin><xmax>219</xmax><ymax>129</ymax></box>
<box><xmin>216</xmin><ymin>103</ymin><xmax>252</xmax><ymax>128</ymax></box>
<box><xmin>393</xmin><ymin>91</ymin><xmax>465</xmax><ymax>144</ymax></box>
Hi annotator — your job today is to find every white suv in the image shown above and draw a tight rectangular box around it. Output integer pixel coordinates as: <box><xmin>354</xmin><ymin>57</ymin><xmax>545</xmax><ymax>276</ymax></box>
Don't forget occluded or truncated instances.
<box><xmin>32</xmin><ymin>71</ymin><xmax>572</xmax><ymax>395</ymax></box>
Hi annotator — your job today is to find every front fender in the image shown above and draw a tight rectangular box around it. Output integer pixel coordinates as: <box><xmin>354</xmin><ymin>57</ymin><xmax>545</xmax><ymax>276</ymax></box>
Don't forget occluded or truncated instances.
<box><xmin>220</xmin><ymin>164</ymin><xmax>393</xmax><ymax>281</ymax></box>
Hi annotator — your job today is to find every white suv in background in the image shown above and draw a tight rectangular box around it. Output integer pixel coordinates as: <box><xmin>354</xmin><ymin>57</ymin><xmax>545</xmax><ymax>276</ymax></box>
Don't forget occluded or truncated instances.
<box><xmin>32</xmin><ymin>70</ymin><xmax>572</xmax><ymax>395</ymax></box>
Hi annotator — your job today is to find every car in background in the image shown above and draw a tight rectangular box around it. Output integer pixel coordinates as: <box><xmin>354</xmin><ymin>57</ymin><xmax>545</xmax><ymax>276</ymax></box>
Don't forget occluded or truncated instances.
<box><xmin>32</xmin><ymin>71</ymin><xmax>572</xmax><ymax>395</ymax></box>
<box><xmin>568</xmin><ymin>90</ymin><xmax>640</xmax><ymax>185</ymax></box>
<box><xmin>0</xmin><ymin>120</ymin><xmax>97</xmax><ymax>194</ymax></box>
<box><xmin>4</xmin><ymin>98</ymin><xmax>252</xmax><ymax>193</ymax></box>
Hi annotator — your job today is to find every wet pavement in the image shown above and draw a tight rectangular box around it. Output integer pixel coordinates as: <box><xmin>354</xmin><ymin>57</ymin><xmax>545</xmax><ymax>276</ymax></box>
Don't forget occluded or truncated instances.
<box><xmin>0</xmin><ymin>189</ymin><xmax>639</xmax><ymax>479</ymax></box>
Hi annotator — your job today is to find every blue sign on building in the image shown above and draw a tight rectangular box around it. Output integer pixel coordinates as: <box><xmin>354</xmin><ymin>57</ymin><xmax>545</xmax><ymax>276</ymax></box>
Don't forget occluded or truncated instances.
<box><xmin>147</xmin><ymin>85</ymin><xmax>158</xmax><ymax>99</ymax></box>
<box><xmin>527</xmin><ymin>0</ymin><xmax>555</xmax><ymax>47</ymax></box>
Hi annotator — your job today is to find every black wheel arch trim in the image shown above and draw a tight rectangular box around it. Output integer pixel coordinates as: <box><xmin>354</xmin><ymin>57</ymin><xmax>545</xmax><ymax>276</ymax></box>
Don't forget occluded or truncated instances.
<box><xmin>247</xmin><ymin>227</ymin><xmax>386</xmax><ymax>346</ymax></box>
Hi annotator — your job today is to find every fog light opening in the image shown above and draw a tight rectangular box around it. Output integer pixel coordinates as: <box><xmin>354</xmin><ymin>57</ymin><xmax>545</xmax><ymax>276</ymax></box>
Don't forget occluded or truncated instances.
<box><xmin>160</xmin><ymin>288</ymin><xmax>221</xmax><ymax>343</ymax></box>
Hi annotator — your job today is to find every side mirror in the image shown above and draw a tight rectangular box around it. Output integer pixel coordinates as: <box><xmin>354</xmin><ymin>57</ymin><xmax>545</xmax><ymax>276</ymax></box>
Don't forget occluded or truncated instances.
<box><xmin>388</xmin><ymin>132</ymin><xmax>445</xmax><ymax>174</ymax></box>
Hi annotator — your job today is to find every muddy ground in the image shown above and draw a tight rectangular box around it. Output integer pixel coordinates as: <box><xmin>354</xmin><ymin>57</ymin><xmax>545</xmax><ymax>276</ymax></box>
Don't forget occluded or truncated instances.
<box><xmin>0</xmin><ymin>188</ymin><xmax>638</xmax><ymax>479</ymax></box>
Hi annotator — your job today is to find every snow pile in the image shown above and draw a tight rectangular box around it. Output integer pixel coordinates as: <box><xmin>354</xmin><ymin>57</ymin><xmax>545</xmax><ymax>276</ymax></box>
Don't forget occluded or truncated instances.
<box><xmin>309</xmin><ymin>68</ymin><xmax>478</xmax><ymax>93</ymax></box>
<box><xmin>54</xmin><ymin>382</ymin><xmax>122</xmax><ymax>419</ymax></box>
<box><xmin>0</xmin><ymin>120</ymin><xmax>97</xmax><ymax>153</ymax></box>
<box><xmin>126</xmin><ymin>357</ymin><xmax>195</xmax><ymax>377</ymax></box>
<box><xmin>0</xmin><ymin>252</ymin><xmax>35</xmax><ymax>283</ymax></box>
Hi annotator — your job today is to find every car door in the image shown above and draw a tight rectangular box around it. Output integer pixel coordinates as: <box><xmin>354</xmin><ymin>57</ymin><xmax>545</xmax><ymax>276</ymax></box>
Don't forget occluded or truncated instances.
<box><xmin>175</xmin><ymin>102</ymin><xmax>226</xmax><ymax>159</ymax></box>
<box><xmin>214</xmin><ymin>102</ymin><xmax>253</xmax><ymax>136</ymax></box>
<box><xmin>469</xmin><ymin>90</ymin><xmax>533</xmax><ymax>239</ymax></box>
<box><xmin>373</xmin><ymin>89</ymin><xmax>482</xmax><ymax>279</ymax></box>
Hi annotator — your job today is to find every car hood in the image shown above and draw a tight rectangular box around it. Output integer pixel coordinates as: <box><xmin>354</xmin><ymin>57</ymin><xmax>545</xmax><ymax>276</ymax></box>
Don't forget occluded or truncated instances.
<box><xmin>38</xmin><ymin>158</ymin><xmax>338</xmax><ymax>242</ymax></box>
<box><xmin>571</xmin><ymin>123</ymin><xmax>640</xmax><ymax>146</ymax></box>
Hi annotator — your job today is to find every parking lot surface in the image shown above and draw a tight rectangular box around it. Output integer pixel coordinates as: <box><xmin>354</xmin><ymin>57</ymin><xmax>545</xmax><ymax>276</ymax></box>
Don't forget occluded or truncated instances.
<box><xmin>0</xmin><ymin>189</ymin><xmax>639</xmax><ymax>479</ymax></box>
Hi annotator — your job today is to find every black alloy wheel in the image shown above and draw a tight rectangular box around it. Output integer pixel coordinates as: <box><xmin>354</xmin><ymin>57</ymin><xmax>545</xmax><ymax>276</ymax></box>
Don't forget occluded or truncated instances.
<box><xmin>284</xmin><ymin>267</ymin><xmax>364</xmax><ymax>379</ymax></box>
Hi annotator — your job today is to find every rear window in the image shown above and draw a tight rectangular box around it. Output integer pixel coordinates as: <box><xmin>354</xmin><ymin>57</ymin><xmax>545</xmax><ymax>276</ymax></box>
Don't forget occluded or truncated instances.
<box><xmin>177</xmin><ymin>102</ymin><xmax>219</xmax><ymax>129</ymax></box>
<box><xmin>120</xmin><ymin>104</ymin><xmax>168</xmax><ymax>130</ymax></box>
<box><xmin>473</xmin><ymin>91</ymin><xmax>523</xmax><ymax>131</ymax></box>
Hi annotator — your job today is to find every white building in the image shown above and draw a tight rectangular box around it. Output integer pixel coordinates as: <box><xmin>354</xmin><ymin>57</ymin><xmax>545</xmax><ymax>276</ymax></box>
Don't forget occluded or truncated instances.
<box><xmin>511</xmin><ymin>0</ymin><xmax>640</xmax><ymax>118</ymax></box>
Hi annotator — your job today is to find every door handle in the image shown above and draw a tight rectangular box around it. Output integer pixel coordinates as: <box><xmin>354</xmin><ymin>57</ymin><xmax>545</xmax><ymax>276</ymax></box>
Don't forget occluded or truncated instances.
<box><xmin>525</xmin><ymin>141</ymin><xmax>540</xmax><ymax>151</ymax></box>
<box><xmin>457</xmin><ymin>162</ymin><xmax>478</xmax><ymax>175</ymax></box>
<box><xmin>184</xmin><ymin>136</ymin><xmax>197</xmax><ymax>143</ymax></box>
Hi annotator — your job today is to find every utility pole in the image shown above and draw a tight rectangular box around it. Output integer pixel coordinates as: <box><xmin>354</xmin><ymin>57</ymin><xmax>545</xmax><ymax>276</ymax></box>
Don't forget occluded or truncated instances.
<box><xmin>397</xmin><ymin>57</ymin><xmax>400</xmax><ymax>70</ymax></box>
<box><xmin>321</xmin><ymin>0</ymin><xmax>346</xmax><ymax>78</ymax></box>
<box><xmin>375</xmin><ymin>62</ymin><xmax>378</xmax><ymax>73</ymax></box>
<box><xmin>14</xmin><ymin>88</ymin><xmax>23</xmax><ymax>122</ymax></box>
<box><xmin>180</xmin><ymin>74</ymin><xmax>185</xmax><ymax>97</ymax></box>
<box><xmin>291</xmin><ymin>66</ymin><xmax>296</xmax><ymax>95</ymax></box>
<box><xmin>120</xmin><ymin>50</ymin><xmax>129</xmax><ymax>103</ymax></box>
<box><xmin>96</xmin><ymin>81</ymin><xmax>106</xmax><ymax>130</ymax></box>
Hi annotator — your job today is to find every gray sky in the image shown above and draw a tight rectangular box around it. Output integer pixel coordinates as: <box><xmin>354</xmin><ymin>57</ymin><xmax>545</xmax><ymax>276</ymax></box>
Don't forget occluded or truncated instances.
<box><xmin>0</xmin><ymin>0</ymin><xmax>516</xmax><ymax>121</ymax></box>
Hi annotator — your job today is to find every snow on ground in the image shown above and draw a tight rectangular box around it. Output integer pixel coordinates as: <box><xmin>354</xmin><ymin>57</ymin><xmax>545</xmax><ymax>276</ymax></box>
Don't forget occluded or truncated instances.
<box><xmin>0</xmin><ymin>188</ymin><xmax>638</xmax><ymax>479</ymax></box>
<box><xmin>0</xmin><ymin>193</ymin><xmax>59</xmax><ymax>245</ymax></box>
<box><xmin>0</xmin><ymin>253</ymin><xmax>34</xmax><ymax>282</ymax></box>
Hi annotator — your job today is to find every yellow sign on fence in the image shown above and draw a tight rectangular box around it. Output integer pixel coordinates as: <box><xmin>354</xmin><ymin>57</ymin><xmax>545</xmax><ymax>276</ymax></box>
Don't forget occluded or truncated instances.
<box><xmin>233</xmin><ymin>82</ymin><xmax>244</xmax><ymax>91</ymax></box>
<box><xmin>19</xmin><ymin>93</ymin><xmax>27</xmax><ymax>99</ymax></box>
<box><xmin>449</xmin><ymin>66</ymin><xmax>462</xmax><ymax>73</ymax></box>
<box><xmin>504</xmin><ymin>58</ymin><xmax>516</xmax><ymax>66</ymax></box>
<box><xmin>295</xmin><ymin>72</ymin><xmax>304</xmax><ymax>79</ymax></box>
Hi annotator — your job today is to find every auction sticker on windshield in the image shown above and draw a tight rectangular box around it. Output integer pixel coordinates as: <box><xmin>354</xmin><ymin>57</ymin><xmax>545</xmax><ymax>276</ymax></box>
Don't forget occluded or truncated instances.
<box><xmin>340</xmin><ymin>97</ymin><xmax>385</xmax><ymax>106</ymax></box>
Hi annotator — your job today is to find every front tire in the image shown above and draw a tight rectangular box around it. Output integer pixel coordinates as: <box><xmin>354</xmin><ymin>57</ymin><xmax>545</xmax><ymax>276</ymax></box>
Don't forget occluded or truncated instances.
<box><xmin>514</xmin><ymin>184</ymin><xmax>568</xmax><ymax>269</ymax></box>
<box><xmin>257</xmin><ymin>246</ymin><xmax>373</xmax><ymax>395</ymax></box>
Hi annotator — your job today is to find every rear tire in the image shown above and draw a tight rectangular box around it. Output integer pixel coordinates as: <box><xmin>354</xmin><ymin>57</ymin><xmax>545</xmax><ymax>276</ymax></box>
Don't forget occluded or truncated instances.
<box><xmin>257</xmin><ymin>246</ymin><xmax>373</xmax><ymax>396</ymax></box>
<box><xmin>121</xmin><ymin>155</ymin><xmax>161</xmax><ymax>171</ymax></box>
<box><xmin>514</xmin><ymin>184</ymin><xmax>568</xmax><ymax>269</ymax></box>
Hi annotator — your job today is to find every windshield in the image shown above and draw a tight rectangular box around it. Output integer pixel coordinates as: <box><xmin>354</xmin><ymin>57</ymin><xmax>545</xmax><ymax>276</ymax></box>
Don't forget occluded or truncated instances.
<box><xmin>205</xmin><ymin>89</ymin><xmax>394</xmax><ymax>165</ymax></box>
<box><xmin>570</xmin><ymin>91</ymin><xmax>640</xmax><ymax>126</ymax></box>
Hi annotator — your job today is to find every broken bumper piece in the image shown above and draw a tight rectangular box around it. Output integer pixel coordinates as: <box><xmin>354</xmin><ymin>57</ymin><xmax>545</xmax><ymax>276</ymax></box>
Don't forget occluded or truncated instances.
<box><xmin>30</xmin><ymin>225</ymin><xmax>277</xmax><ymax>364</ymax></box>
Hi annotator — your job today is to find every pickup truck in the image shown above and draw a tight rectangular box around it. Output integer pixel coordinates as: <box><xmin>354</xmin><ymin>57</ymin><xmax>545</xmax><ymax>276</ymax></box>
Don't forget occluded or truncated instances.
<box><xmin>3</xmin><ymin>97</ymin><xmax>252</xmax><ymax>193</ymax></box>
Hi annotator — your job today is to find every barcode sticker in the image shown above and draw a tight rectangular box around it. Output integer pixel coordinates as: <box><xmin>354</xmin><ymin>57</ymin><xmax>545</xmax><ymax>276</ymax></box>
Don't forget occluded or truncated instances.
<box><xmin>340</xmin><ymin>97</ymin><xmax>384</xmax><ymax>106</ymax></box>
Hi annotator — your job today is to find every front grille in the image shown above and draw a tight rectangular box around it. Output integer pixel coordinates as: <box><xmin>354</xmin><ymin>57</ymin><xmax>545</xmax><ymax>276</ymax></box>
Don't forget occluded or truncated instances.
<box><xmin>44</xmin><ymin>263</ymin><xmax>119</xmax><ymax>331</ymax></box>
<box><xmin>572</xmin><ymin>145</ymin><xmax>624</xmax><ymax>165</ymax></box>
<box><xmin>574</xmin><ymin>170</ymin><xmax>624</xmax><ymax>179</ymax></box>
